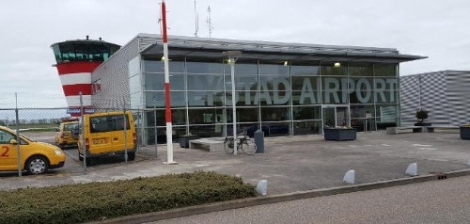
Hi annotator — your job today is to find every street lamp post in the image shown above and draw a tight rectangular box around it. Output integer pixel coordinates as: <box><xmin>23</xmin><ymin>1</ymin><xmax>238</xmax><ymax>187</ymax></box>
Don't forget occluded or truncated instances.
<box><xmin>223</xmin><ymin>51</ymin><xmax>242</xmax><ymax>155</ymax></box>
<box><xmin>153</xmin><ymin>96</ymin><xmax>158</xmax><ymax>159</ymax></box>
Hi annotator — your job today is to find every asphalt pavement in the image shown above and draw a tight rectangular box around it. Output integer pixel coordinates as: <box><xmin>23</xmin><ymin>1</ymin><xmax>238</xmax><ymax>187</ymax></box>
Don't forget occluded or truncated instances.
<box><xmin>2</xmin><ymin>129</ymin><xmax>470</xmax><ymax>223</ymax></box>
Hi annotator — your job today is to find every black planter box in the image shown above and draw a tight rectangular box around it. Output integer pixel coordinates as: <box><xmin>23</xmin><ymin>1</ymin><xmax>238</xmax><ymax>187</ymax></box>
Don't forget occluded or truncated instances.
<box><xmin>460</xmin><ymin>126</ymin><xmax>470</xmax><ymax>140</ymax></box>
<box><xmin>179</xmin><ymin>135</ymin><xmax>200</xmax><ymax>148</ymax></box>
<box><xmin>324</xmin><ymin>128</ymin><xmax>357</xmax><ymax>141</ymax></box>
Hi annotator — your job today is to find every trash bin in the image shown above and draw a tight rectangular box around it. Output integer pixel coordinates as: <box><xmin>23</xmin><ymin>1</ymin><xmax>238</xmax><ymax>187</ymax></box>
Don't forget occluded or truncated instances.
<box><xmin>254</xmin><ymin>129</ymin><xmax>264</xmax><ymax>153</ymax></box>
<box><xmin>179</xmin><ymin>135</ymin><xmax>199</xmax><ymax>148</ymax></box>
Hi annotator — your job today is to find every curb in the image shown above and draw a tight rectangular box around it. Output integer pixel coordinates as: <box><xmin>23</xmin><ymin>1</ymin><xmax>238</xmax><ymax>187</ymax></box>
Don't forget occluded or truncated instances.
<box><xmin>91</xmin><ymin>168</ymin><xmax>470</xmax><ymax>224</ymax></box>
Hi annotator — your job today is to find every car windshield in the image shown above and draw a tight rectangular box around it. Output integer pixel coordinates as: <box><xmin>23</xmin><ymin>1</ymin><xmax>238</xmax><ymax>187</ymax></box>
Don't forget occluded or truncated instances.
<box><xmin>64</xmin><ymin>123</ymin><xmax>77</xmax><ymax>131</ymax></box>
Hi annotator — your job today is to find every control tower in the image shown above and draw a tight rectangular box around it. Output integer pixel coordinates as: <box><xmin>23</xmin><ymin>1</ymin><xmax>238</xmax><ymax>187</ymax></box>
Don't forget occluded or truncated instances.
<box><xmin>51</xmin><ymin>36</ymin><xmax>120</xmax><ymax>116</ymax></box>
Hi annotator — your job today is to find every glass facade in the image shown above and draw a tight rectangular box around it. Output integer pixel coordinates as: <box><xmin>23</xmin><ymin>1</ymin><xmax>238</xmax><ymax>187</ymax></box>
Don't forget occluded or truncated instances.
<box><xmin>139</xmin><ymin>59</ymin><xmax>399</xmax><ymax>144</ymax></box>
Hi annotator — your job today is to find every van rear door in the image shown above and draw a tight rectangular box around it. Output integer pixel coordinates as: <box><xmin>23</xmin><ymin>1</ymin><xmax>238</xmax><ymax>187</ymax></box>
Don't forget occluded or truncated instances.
<box><xmin>88</xmin><ymin>114</ymin><xmax>113</xmax><ymax>154</ymax></box>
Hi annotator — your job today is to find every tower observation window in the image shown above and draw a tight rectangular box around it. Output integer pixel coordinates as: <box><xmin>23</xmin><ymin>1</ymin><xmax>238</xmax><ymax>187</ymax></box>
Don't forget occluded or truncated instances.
<box><xmin>52</xmin><ymin>41</ymin><xmax>121</xmax><ymax>63</ymax></box>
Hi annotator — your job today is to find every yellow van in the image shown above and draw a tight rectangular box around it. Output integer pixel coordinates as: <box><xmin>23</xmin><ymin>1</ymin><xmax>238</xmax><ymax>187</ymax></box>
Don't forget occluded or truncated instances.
<box><xmin>77</xmin><ymin>111</ymin><xmax>137</xmax><ymax>163</ymax></box>
<box><xmin>0</xmin><ymin>125</ymin><xmax>66</xmax><ymax>175</ymax></box>
<box><xmin>55</xmin><ymin>117</ymin><xmax>79</xmax><ymax>149</ymax></box>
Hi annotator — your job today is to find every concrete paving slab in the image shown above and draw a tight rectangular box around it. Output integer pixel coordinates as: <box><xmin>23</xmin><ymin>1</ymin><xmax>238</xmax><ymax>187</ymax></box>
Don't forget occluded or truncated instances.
<box><xmin>1</xmin><ymin>130</ymin><xmax>469</xmax><ymax>196</ymax></box>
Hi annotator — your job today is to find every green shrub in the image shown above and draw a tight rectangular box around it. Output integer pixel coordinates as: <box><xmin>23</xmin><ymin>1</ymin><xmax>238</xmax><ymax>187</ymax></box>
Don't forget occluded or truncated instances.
<box><xmin>0</xmin><ymin>171</ymin><xmax>256</xmax><ymax>224</ymax></box>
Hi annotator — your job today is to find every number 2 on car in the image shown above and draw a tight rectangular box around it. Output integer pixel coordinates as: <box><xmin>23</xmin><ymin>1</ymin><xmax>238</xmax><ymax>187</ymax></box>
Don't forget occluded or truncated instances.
<box><xmin>1</xmin><ymin>146</ymin><xmax>9</xmax><ymax>157</ymax></box>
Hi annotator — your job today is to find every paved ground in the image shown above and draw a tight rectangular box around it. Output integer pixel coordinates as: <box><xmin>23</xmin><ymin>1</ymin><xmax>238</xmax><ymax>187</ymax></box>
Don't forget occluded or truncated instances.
<box><xmin>1</xmin><ymin>129</ymin><xmax>469</xmax><ymax>195</ymax></box>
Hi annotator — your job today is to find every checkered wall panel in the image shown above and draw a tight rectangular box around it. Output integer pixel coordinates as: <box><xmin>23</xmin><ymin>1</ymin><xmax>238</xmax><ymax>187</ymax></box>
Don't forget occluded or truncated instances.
<box><xmin>401</xmin><ymin>71</ymin><xmax>470</xmax><ymax>126</ymax></box>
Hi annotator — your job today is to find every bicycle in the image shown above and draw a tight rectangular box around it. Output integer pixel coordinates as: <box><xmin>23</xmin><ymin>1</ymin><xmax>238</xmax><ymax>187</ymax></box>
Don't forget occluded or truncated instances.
<box><xmin>224</xmin><ymin>129</ymin><xmax>257</xmax><ymax>155</ymax></box>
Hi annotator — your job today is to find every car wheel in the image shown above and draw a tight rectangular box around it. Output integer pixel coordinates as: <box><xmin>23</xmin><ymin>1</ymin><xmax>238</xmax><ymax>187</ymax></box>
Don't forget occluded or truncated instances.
<box><xmin>127</xmin><ymin>152</ymin><xmax>136</xmax><ymax>161</ymax></box>
<box><xmin>85</xmin><ymin>157</ymin><xmax>93</xmax><ymax>166</ymax></box>
<box><xmin>26</xmin><ymin>156</ymin><xmax>49</xmax><ymax>175</ymax></box>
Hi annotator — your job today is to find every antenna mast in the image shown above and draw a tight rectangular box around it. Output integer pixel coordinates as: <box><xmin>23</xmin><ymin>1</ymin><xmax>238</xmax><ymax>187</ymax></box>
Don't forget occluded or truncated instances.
<box><xmin>194</xmin><ymin>0</ymin><xmax>199</xmax><ymax>37</ymax></box>
<box><xmin>206</xmin><ymin>6</ymin><xmax>213</xmax><ymax>38</ymax></box>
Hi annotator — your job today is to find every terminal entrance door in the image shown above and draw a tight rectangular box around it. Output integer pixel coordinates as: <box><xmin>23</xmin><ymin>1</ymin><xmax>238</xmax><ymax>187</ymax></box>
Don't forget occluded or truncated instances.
<box><xmin>322</xmin><ymin>105</ymin><xmax>350</xmax><ymax>129</ymax></box>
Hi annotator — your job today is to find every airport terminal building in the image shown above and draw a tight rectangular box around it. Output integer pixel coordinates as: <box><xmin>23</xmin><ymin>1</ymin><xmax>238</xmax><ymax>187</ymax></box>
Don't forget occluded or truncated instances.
<box><xmin>89</xmin><ymin>33</ymin><xmax>424</xmax><ymax>144</ymax></box>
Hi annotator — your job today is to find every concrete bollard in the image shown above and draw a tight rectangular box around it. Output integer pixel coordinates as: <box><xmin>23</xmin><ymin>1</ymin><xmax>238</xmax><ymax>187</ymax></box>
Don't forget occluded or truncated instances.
<box><xmin>256</xmin><ymin>179</ymin><xmax>268</xmax><ymax>195</ymax></box>
<box><xmin>343</xmin><ymin>170</ymin><xmax>355</xmax><ymax>184</ymax></box>
<box><xmin>405</xmin><ymin>163</ymin><xmax>418</xmax><ymax>176</ymax></box>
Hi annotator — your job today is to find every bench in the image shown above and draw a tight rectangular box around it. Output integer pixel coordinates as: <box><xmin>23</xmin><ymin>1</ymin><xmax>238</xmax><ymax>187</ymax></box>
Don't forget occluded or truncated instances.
<box><xmin>189</xmin><ymin>138</ymin><xmax>225</xmax><ymax>152</ymax></box>
<box><xmin>386</xmin><ymin>126</ymin><xmax>423</xmax><ymax>134</ymax></box>
<box><xmin>423</xmin><ymin>126</ymin><xmax>459</xmax><ymax>133</ymax></box>
<box><xmin>386</xmin><ymin>126</ymin><xmax>460</xmax><ymax>134</ymax></box>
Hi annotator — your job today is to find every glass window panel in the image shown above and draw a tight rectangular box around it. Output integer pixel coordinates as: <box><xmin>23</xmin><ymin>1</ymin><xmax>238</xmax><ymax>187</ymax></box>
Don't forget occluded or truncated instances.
<box><xmin>261</xmin><ymin>121</ymin><xmax>290</xmax><ymax>136</ymax></box>
<box><xmin>73</xmin><ymin>42</ymin><xmax>90</xmax><ymax>61</ymax></box>
<box><xmin>188</xmin><ymin>91</ymin><xmax>225</xmax><ymax>107</ymax></box>
<box><xmin>145</xmin><ymin>109</ymin><xmax>186</xmax><ymax>126</ymax></box>
<box><xmin>188</xmin><ymin>108</ymin><xmax>226</xmax><ymax>124</ymax></box>
<box><xmin>376</xmin><ymin>105</ymin><xmax>397</xmax><ymax>130</ymax></box>
<box><xmin>171</xmin><ymin>109</ymin><xmax>187</xmax><ymax>125</ymax></box>
<box><xmin>52</xmin><ymin>45</ymin><xmax>62</xmax><ymax>63</ymax></box>
<box><xmin>230</xmin><ymin>63</ymin><xmax>258</xmax><ymax>75</ymax></box>
<box><xmin>236</xmin><ymin>108</ymin><xmax>259</xmax><ymax>123</ymax></box>
<box><xmin>187</xmin><ymin>74</ymin><xmax>224</xmax><ymax>91</ymax></box>
<box><xmin>261</xmin><ymin>107</ymin><xmax>291</xmax><ymax>122</ymax></box>
<box><xmin>186</xmin><ymin>62</ymin><xmax>223</xmax><ymax>74</ymax></box>
<box><xmin>348</xmin><ymin>77</ymin><xmax>375</xmax><ymax>104</ymax></box>
<box><xmin>374</xmin><ymin>63</ymin><xmax>397</xmax><ymax>76</ymax></box>
<box><xmin>259</xmin><ymin>75</ymin><xmax>290</xmax><ymax>92</ymax></box>
<box><xmin>144</xmin><ymin>72</ymin><xmax>164</xmax><ymax>90</ymax></box>
<box><xmin>291</xmin><ymin>65</ymin><xmax>320</xmax><ymax>76</ymax></box>
<box><xmin>321</xmin><ymin>76</ymin><xmax>352</xmax><ymax>104</ymax></box>
<box><xmin>225</xmin><ymin>73</ymin><xmax>257</xmax><ymax>91</ymax></box>
<box><xmin>169</xmin><ymin>61</ymin><xmax>185</xmax><ymax>73</ymax></box>
<box><xmin>255</xmin><ymin>91</ymin><xmax>291</xmax><ymax>106</ymax></box>
<box><xmin>350</xmin><ymin>105</ymin><xmax>376</xmax><ymax>119</ymax></box>
<box><xmin>189</xmin><ymin>125</ymin><xmax>221</xmax><ymax>137</ymax></box>
<box><xmin>169</xmin><ymin>74</ymin><xmax>185</xmax><ymax>90</ymax></box>
<box><xmin>59</xmin><ymin>42</ymin><xmax>75</xmax><ymax>61</ymax></box>
<box><xmin>294</xmin><ymin>120</ymin><xmax>322</xmax><ymax>135</ymax></box>
<box><xmin>144</xmin><ymin>73</ymin><xmax>184</xmax><ymax>91</ymax></box>
<box><xmin>348</xmin><ymin>62</ymin><xmax>373</xmax><ymax>76</ymax></box>
<box><xmin>374</xmin><ymin>90</ymin><xmax>398</xmax><ymax>103</ymax></box>
<box><xmin>375</xmin><ymin>105</ymin><xmax>397</xmax><ymax>122</ymax></box>
<box><xmin>259</xmin><ymin>64</ymin><xmax>288</xmax><ymax>75</ymax></box>
<box><xmin>292</xmin><ymin>91</ymin><xmax>321</xmax><ymax>105</ymax></box>
<box><xmin>320</xmin><ymin>62</ymin><xmax>346</xmax><ymax>76</ymax></box>
<box><xmin>143</xmin><ymin>60</ymin><xmax>163</xmax><ymax>73</ymax></box>
<box><xmin>145</xmin><ymin>91</ymin><xmax>185</xmax><ymax>108</ymax></box>
<box><xmin>293</xmin><ymin>106</ymin><xmax>321</xmax><ymax>120</ymax></box>
<box><xmin>227</xmin><ymin>91</ymin><xmax>289</xmax><ymax>106</ymax></box>
<box><xmin>292</xmin><ymin>76</ymin><xmax>319</xmax><ymax>91</ymax></box>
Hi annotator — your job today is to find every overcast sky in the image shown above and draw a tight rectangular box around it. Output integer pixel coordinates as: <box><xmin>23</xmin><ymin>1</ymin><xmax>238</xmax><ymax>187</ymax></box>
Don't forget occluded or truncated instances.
<box><xmin>0</xmin><ymin>0</ymin><xmax>469</xmax><ymax>109</ymax></box>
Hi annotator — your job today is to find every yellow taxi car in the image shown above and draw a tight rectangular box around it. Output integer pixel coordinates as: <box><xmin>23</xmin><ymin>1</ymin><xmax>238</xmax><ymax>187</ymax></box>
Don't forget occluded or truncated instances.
<box><xmin>55</xmin><ymin>117</ymin><xmax>79</xmax><ymax>149</ymax></box>
<box><xmin>0</xmin><ymin>125</ymin><xmax>66</xmax><ymax>175</ymax></box>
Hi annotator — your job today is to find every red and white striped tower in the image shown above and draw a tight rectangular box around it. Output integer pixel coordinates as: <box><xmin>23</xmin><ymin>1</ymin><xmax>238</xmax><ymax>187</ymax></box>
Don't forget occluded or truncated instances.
<box><xmin>161</xmin><ymin>1</ymin><xmax>176</xmax><ymax>164</ymax></box>
<box><xmin>56</xmin><ymin>61</ymin><xmax>98</xmax><ymax>113</ymax></box>
<box><xmin>51</xmin><ymin>37</ymin><xmax>120</xmax><ymax>116</ymax></box>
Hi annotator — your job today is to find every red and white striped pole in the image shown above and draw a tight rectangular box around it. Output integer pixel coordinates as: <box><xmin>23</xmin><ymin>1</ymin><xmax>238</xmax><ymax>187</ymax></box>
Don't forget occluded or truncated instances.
<box><xmin>162</xmin><ymin>0</ymin><xmax>176</xmax><ymax>164</ymax></box>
